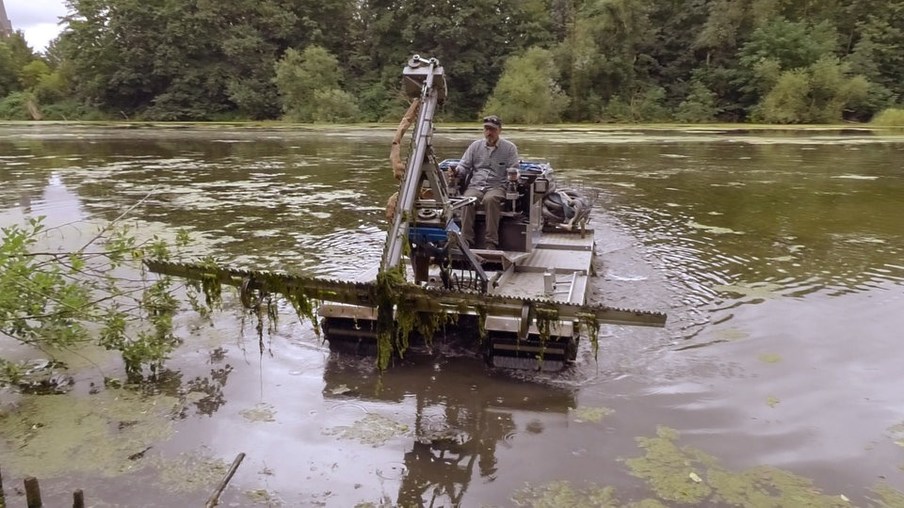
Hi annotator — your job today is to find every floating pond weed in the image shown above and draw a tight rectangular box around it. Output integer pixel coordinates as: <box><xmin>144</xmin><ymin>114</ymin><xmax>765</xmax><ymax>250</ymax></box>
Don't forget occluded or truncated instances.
<box><xmin>626</xmin><ymin>426</ymin><xmax>715</xmax><ymax>504</ymax></box>
<box><xmin>0</xmin><ymin>389</ymin><xmax>178</xmax><ymax>478</ymax></box>
<box><xmin>239</xmin><ymin>402</ymin><xmax>277</xmax><ymax>423</ymax></box>
<box><xmin>870</xmin><ymin>483</ymin><xmax>904</xmax><ymax>506</ymax></box>
<box><xmin>154</xmin><ymin>451</ymin><xmax>230</xmax><ymax>493</ymax></box>
<box><xmin>324</xmin><ymin>413</ymin><xmax>410</xmax><ymax>447</ymax></box>
<box><xmin>512</xmin><ymin>481</ymin><xmax>619</xmax><ymax>507</ymax></box>
<box><xmin>758</xmin><ymin>353</ymin><xmax>783</xmax><ymax>363</ymax></box>
<box><xmin>889</xmin><ymin>422</ymin><xmax>904</xmax><ymax>448</ymax></box>
<box><xmin>625</xmin><ymin>426</ymin><xmax>852</xmax><ymax>507</ymax></box>
<box><xmin>570</xmin><ymin>406</ymin><xmax>614</xmax><ymax>424</ymax></box>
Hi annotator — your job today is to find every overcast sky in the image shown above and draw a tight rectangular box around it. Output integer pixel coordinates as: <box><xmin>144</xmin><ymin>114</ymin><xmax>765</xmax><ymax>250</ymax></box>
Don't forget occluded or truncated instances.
<box><xmin>6</xmin><ymin>0</ymin><xmax>70</xmax><ymax>52</ymax></box>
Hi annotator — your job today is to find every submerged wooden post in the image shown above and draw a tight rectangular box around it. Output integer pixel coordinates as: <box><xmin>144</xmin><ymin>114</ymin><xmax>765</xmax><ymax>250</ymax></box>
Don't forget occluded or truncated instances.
<box><xmin>24</xmin><ymin>476</ymin><xmax>42</xmax><ymax>508</ymax></box>
<box><xmin>205</xmin><ymin>452</ymin><xmax>245</xmax><ymax>508</ymax></box>
<box><xmin>73</xmin><ymin>489</ymin><xmax>85</xmax><ymax>508</ymax></box>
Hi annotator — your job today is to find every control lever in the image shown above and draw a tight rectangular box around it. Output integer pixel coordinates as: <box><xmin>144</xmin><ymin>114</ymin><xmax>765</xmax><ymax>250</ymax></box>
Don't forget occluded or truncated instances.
<box><xmin>506</xmin><ymin>167</ymin><xmax>520</xmax><ymax>212</ymax></box>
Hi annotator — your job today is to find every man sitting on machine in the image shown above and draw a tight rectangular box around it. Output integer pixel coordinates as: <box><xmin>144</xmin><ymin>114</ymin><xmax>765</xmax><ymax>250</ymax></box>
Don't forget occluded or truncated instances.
<box><xmin>450</xmin><ymin>115</ymin><xmax>520</xmax><ymax>250</ymax></box>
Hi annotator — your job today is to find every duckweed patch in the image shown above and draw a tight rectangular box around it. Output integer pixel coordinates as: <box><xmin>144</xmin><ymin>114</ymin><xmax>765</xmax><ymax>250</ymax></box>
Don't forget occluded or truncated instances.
<box><xmin>713</xmin><ymin>327</ymin><xmax>750</xmax><ymax>342</ymax></box>
<box><xmin>511</xmin><ymin>480</ymin><xmax>619</xmax><ymax>507</ymax></box>
<box><xmin>245</xmin><ymin>488</ymin><xmax>281</xmax><ymax>505</ymax></box>
<box><xmin>870</xmin><ymin>484</ymin><xmax>904</xmax><ymax>507</ymax></box>
<box><xmin>324</xmin><ymin>413</ymin><xmax>410</xmax><ymax>446</ymax></box>
<box><xmin>0</xmin><ymin>389</ymin><xmax>179</xmax><ymax>478</ymax></box>
<box><xmin>687</xmin><ymin>221</ymin><xmax>744</xmax><ymax>235</ymax></box>
<box><xmin>154</xmin><ymin>451</ymin><xmax>230</xmax><ymax>493</ymax></box>
<box><xmin>889</xmin><ymin>422</ymin><xmax>904</xmax><ymax>447</ymax></box>
<box><xmin>240</xmin><ymin>403</ymin><xmax>277</xmax><ymax>423</ymax></box>
<box><xmin>330</xmin><ymin>384</ymin><xmax>353</xmax><ymax>395</ymax></box>
<box><xmin>758</xmin><ymin>353</ymin><xmax>783</xmax><ymax>363</ymax></box>
<box><xmin>570</xmin><ymin>406</ymin><xmax>614</xmax><ymax>424</ymax></box>
<box><xmin>713</xmin><ymin>282</ymin><xmax>783</xmax><ymax>300</ymax></box>
<box><xmin>626</xmin><ymin>426</ymin><xmax>850</xmax><ymax>507</ymax></box>
<box><xmin>626</xmin><ymin>426</ymin><xmax>715</xmax><ymax>503</ymax></box>
<box><xmin>628</xmin><ymin>501</ymin><xmax>668</xmax><ymax>508</ymax></box>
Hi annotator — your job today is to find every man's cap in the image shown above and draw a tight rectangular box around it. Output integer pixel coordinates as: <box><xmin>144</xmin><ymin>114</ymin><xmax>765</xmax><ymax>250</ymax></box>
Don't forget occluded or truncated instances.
<box><xmin>483</xmin><ymin>115</ymin><xmax>502</xmax><ymax>129</ymax></box>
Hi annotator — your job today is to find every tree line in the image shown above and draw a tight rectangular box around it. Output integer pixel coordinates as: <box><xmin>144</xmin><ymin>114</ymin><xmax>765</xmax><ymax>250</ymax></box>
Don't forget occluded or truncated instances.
<box><xmin>1</xmin><ymin>0</ymin><xmax>903</xmax><ymax>125</ymax></box>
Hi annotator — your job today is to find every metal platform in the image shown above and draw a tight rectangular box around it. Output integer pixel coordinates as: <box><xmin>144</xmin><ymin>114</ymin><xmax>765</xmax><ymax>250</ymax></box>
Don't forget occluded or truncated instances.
<box><xmin>535</xmin><ymin>232</ymin><xmax>595</xmax><ymax>251</ymax></box>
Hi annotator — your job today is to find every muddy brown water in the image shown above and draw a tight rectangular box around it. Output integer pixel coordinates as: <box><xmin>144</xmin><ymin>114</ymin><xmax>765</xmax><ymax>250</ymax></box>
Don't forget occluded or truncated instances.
<box><xmin>1</xmin><ymin>125</ymin><xmax>903</xmax><ymax>507</ymax></box>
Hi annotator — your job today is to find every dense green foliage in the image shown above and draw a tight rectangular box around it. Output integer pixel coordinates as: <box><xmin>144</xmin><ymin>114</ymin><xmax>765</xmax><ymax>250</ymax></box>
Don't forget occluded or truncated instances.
<box><xmin>483</xmin><ymin>47</ymin><xmax>569</xmax><ymax>123</ymax></box>
<box><xmin>274</xmin><ymin>46</ymin><xmax>361</xmax><ymax>122</ymax></box>
<box><xmin>1</xmin><ymin>0</ymin><xmax>903</xmax><ymax>123</ymax></box>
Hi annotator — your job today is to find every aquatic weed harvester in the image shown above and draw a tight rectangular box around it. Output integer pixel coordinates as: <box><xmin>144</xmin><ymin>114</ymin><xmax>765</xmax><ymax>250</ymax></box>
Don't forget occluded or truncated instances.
<box><xmin>146</xmin><ymin>55</ymin><xmax>666</xmax><ymax>370</ymax></box>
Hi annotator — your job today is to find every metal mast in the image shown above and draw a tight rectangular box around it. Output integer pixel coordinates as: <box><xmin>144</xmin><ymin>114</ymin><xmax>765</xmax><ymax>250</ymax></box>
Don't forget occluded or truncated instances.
<box><xmin>380</xmin><ymin>55</ymin><xmax>447</xmax><ymax>273</ymax></box>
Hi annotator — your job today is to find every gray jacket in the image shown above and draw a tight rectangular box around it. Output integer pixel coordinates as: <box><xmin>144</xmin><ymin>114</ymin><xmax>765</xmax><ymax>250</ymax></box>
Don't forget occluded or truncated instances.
<box><xmin>456</xmin><ymin>137</ymin><xmax>519</xmax><ymax>190</ymax></box>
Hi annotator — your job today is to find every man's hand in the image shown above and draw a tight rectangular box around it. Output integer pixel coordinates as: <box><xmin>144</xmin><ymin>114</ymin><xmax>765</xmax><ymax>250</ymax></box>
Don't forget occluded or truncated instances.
<box><xmin>444</xmin><ymin>165</ymin><xmax>459</xmax><ymax>183</ymax></box>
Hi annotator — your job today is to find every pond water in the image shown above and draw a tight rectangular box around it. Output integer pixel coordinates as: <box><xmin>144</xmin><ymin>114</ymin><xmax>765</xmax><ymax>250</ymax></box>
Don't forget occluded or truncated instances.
<box><xmin>1</xmin><ymin>124</ymin><xmax>903</xmax><ymax>507</ymax></box>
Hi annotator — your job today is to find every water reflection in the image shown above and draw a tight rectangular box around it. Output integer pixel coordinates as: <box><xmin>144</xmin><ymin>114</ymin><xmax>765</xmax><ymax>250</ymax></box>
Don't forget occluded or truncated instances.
<box><xmin>322</xmin><ymin>355</ymin><xmax>575</xmax><ymax>506</ymax></box>
<box><xmin>109</xmin><ymin>360</ymin><xmax>233</xmax><ymax>420</ymax></box>
<box><xmin>183</xmin><ymin>347</ymin><xmax>234</xmax><ymax>417</ymax></box>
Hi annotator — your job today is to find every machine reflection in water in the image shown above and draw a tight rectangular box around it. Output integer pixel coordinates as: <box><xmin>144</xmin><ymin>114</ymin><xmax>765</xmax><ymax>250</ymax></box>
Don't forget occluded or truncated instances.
<box><xmin>321</xmin><ymin>354</ymin><xmax>575</xmax><ymax>506</ymax></box>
